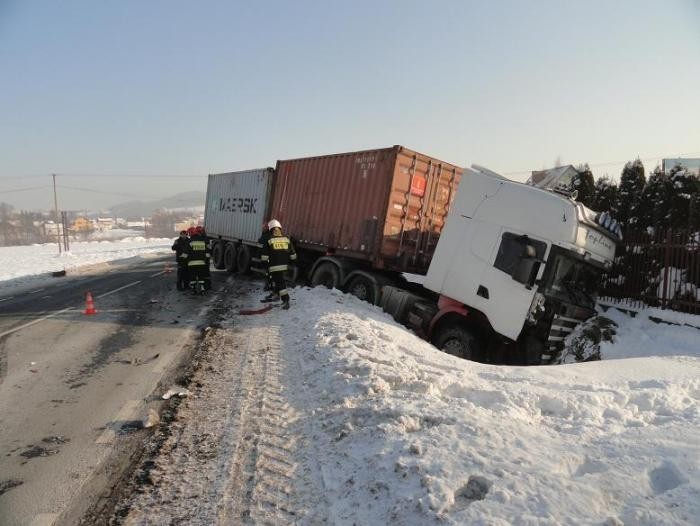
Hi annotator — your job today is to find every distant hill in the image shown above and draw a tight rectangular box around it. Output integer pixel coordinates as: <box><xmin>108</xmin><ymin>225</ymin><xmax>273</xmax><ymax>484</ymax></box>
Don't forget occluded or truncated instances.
<box><xmin>107</xmin><ymin>191</ymin><xmax>205</xmax><ymax>218</ymax></box>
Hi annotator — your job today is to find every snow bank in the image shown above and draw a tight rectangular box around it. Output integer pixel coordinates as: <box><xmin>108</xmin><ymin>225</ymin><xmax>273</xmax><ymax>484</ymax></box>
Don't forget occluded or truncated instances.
<box><xmin>0</xmin><ymin>238</ymin><xmax>172</xmax><ymax>286</ymax></box>
<box><xmin>600</xmin><ymin>308</ymin><xmax>700</xmax><ymax>360</ymax></box>
<box><xmin>287</xmin><ymin>288</ymin><xmax>700</xmax><ymax>525</ymax></box>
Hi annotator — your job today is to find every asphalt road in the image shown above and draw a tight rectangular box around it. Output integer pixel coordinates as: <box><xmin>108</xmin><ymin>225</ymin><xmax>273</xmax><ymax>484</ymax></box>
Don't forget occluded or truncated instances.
<box><xmin>0</xmin><ymin>255</ymin><xmax>229</xmax><ymax>526</ymax></box>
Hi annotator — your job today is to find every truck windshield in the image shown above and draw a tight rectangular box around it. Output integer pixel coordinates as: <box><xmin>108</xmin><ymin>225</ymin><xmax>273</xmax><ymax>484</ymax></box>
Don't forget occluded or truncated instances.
<box><xmin>542</xmin><ymin>250</ymin><xmax>602</xmax><ymax>309</ymax></box>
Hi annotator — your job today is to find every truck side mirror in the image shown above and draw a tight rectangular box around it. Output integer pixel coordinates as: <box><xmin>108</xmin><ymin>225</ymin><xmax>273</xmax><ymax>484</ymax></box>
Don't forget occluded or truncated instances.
<box><xmin>511</xmin><ymin>245</ymin><xmax>540</xmax><ymax>288</ymax></box>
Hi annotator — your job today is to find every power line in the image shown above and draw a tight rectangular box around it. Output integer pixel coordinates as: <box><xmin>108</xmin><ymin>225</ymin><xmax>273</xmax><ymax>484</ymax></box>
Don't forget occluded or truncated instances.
<box><xmin>56</xmin><ymin>184</ymin><xmax>162</xmax><ymax>200</ymax></box>
<box><xmin>0</xmin><ymin>185</ymin><xmax>52</xmax><ymax>194</ymax></box>
<box><xmin>0</xmin><ymin>173</ymin><xmax>208</xmax><ymax>180</ymax></box>
<box><xmin>56</xmin><ymin>173</ymin><xmax>207</xmax><ymax>178</ymax></box>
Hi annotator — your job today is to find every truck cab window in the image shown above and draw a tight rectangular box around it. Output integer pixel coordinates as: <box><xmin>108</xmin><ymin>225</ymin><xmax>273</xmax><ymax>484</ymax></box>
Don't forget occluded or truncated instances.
<box><xmin>494</xmin><ymin>232</ymin><xmax>546</xmax><ymax>275</ymax></box>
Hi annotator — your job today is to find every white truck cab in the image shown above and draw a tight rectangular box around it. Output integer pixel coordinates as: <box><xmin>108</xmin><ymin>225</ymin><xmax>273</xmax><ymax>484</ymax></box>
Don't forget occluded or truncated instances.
<box><xmin>417</xmin><ymin>166</ymin><xmax>621</xmax><ymax>363</ymax></box>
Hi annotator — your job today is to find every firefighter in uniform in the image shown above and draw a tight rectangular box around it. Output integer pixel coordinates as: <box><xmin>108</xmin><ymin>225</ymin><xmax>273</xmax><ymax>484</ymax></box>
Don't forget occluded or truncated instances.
<box><xmin>258</xmin><ymin>221</ymin><xmax>274</xmax><ymax>291</ymax></box>
<box><xmin>260</xmin><ymin>219</ymin><xmax>296</xmax><ymax>309</ymax></box>
<box><xmin>186</xmin><ymin>226</ymin><xmax>211</xmax><ymax>292</ymax></box>
<box><xmin>171</xmin><ymin>230</ymin><xmax>190</xmax><ymax>290</ymax></box>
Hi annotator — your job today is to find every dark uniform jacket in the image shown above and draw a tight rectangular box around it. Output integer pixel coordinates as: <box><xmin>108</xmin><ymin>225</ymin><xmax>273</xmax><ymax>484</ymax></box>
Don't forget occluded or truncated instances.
<box><xmin>171</xmin><ymin>237</ymin><xmax>189</xmax><ymax>266</ymax></box>
<box><xmin>186</xmin><ymin>234</ymin><xmax>210</xmax><ymax>267</ymax></box>
<box><xmin>260</xmin><ymin>233</ymin><xmax>297</xmax><ymax>273</ymax></box>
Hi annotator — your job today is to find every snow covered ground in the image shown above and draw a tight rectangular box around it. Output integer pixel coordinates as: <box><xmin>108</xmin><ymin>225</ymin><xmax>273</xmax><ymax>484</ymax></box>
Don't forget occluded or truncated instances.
<box><xmin>0</xmin><ymin>238</ymin><xmax>172</xmax><ymax>287</ymax></box>
<box><xmin>121</xmin><ymin>283</ymin><xmax>700</xmax><ymax>525</ymax></box>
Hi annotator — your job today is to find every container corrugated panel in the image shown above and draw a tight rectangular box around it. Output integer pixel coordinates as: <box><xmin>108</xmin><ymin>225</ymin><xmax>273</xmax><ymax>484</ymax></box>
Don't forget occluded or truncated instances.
<box><xmin>271</xmin><ymin>146</ymin><xmax>461</xmax><ymax>273</ymax></box>
<box><xmin>204</xmin><ymin>168</ymin><xmax>274</xmax><ymax>243</ymax></box>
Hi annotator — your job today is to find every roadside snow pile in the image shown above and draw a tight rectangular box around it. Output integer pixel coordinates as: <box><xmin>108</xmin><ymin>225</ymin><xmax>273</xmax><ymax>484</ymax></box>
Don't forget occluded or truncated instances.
<box><xmin>0</xmin><ymin>238</ymin><xmax>171</xmax><ymax>285</ymax></box>
<box><xmin>561</xmin><ymin>307</ymin><xmax>700</xmax><ymax>363</ymax></box>
<box><xmin>287</xmin><ymin>288</ymin><xmax>700</xmax><ymax>525</ymax></box>
<box><xmin>600</xmin><ymin>308</ymin><xmax>700</xmax><ymax>360</ymax></box>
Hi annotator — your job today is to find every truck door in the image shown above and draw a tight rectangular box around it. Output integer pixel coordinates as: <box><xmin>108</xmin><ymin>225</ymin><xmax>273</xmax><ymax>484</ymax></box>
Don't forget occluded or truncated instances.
<box><xmin>475</xmin><ymin>230</ymin><xmax>548</xmax><ymax>340</ymax></box>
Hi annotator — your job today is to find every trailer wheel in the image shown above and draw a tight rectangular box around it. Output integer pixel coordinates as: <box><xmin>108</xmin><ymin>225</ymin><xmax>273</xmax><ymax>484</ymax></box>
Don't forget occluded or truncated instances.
<box><xmin>311</xmin><ymin>262</ymin><xmax>341</xmax><ymax>289</ymax></box>
<box><xmin>433</xmin><ymin>325</ymin><xmax>480</xmax><ymax>361</ymax></box>
<box><xmin>347</xmin><ymin>275</ymin><xmax>376</xmax><ymax>304</ymax></box>
<box><xmin>224</xmin><ymin>243</ymin><xmax>237</xmax><ymax>273</ymax></box>
<box><xmin>237</xmin><ymin>245</ymin><xmax>252</xmax><ymax>274</ymax></box>
<box><xmin>212</xmin><ymin>242</ymin><xmax>225</xmax><ymax>270</ymax></box>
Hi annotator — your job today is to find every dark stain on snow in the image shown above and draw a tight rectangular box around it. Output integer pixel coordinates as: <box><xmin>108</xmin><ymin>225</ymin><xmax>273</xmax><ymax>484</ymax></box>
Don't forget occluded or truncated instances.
<box><xmin>0</xmin><ymin>478</ymin><xmax>24</xmax><ymax>496</ymax></box>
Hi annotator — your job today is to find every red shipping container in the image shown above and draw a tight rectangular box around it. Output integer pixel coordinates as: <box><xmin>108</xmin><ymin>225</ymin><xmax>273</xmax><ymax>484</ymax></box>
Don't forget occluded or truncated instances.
<box><xmin>271</xmin><ymin>145</ymin><xmax>462</xmax><ymax>273</ymax></box>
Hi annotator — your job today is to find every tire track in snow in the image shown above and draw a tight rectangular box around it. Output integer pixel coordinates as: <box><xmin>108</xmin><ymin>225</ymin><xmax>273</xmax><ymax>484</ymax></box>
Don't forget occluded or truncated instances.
<box><xmin>117</xmin><ymin>281</ymin><xmax>323</xmax><ymax>525</ymax></box>
<box><xmin>218</xmin><ymin>327</ymin><xmax>302</xmax><ymax>524</ymax></box>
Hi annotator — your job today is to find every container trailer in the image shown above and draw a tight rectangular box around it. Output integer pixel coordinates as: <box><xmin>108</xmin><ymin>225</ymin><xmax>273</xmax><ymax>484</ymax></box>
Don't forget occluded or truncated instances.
<box><xmin>204</xmin><ymin>147</ymin><xmax>621</xmax><ymax>364</ymax></box>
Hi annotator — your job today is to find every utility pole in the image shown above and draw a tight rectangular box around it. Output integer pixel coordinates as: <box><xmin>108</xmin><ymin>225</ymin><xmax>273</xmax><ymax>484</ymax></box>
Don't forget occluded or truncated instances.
<box><xmin>53</xmin><ymin>174</ymin><xmax>61</xmax><ymax>254</ymax></box>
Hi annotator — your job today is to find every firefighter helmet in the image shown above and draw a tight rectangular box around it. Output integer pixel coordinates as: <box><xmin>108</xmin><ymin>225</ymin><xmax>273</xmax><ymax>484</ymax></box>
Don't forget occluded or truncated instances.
<box><xmin>267</xmin><ymin>219</ymin><xmax>282</xmax><ymax>230</ymax></box>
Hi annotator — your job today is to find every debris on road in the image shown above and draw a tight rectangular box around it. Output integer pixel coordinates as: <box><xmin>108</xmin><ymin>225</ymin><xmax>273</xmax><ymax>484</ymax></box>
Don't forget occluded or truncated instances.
<box><xmin>42</xmin><ymin>436</ymin><xmax>70</xmax><ymax>445</ymax></box>
<box><xmin>0</xmin><ymin>479</ymin><xmax>24</xmax><ymax>496</ymax></box>
<box><xmin>20</xmin><ymin>445</ymin><xmax>59</xmax><ymax>460</ymax></box>
<box><xmin>142</xmin><ymin>409</ymin><xmax>160</xmax><ymax>429</ymax></box>
<box><xmin>162</xmin><ymin>386</ymin><xmax>192</xmax><ymax>400</ymax></box>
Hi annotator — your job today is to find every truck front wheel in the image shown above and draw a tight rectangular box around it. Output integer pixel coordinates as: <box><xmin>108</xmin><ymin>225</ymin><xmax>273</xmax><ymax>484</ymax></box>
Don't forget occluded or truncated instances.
<box><xmin>433</xmin><ymin>325</ymin><xmax>480</xmax><ymax>361</ymax></box>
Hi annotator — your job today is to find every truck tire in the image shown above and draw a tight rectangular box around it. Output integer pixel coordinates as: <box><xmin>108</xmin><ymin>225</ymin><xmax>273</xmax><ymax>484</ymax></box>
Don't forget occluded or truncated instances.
<box><xmin>433</xmin><ymin>325</ymin><xmax>480</xmax><ymax>361</ymax></box>
<box><xmin>311</xmin><ymin>262</ymin><xmax>341</xmax><ymax>289</ymax></box>
<box><xmin>346</xmin><ymin>274</ymin><xmax>377</xmax><ymax>304</ymax></box>
<box><xmin>224</xmin><ymin>243</ymin><xmax>237</xmax><ymax>273</ymax></box>
<box><xmin>237</xmin><ymin>245</ymin><xmax>252</xmax><ymax>274</ymax></box>
<box><xmin>212</xmin><ymin>242</ymin><xmax>225</xmax><ymax>270</ymax></box>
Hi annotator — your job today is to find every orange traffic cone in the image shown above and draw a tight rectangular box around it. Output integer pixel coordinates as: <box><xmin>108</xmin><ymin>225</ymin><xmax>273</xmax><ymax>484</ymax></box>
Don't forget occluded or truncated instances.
<box><xmin>84</xmin><ymin>291</ymin><xmax>97</xmax><ymax>315</ymax></box>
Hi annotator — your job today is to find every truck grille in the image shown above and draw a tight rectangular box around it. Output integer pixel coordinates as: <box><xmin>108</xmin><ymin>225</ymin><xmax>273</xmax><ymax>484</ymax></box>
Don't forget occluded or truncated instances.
<box><xmin>542</xmin><ymin>314</ymin><xmax>581</xmax><ymax>363</ymax></box>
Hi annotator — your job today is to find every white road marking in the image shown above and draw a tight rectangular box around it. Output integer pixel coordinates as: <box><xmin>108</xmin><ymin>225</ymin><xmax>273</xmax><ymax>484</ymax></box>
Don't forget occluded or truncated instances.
<box><xmin>0</xmin><ymin>273</ymin><xmax>156</xmax><ymax>337</ymax></box>
<box><xmin>149</xmin><ymin>270</ymin><xmax>167</xmax><ymax>278</ymax></box>
<box><xmin>95</xmin><ymin>399</ymin><xmax>142</xmax><ymax>444</ymax></box>
<box><xmin>41</xmin><ymin>295</ymin><xmax>52</xmax><ymax>299</ymax></box>
<box><xmin>96</xmin><ymin>280</ymin><xmax>142</xmax><ymax>299</ymax></box>
<box><xmin>28</xmin><ymin>288</ymin><xmax>46</xmax><ymax>294</ymax></box>
<box><xmin>0</xmin><ymin>296</ymin><xmax>13</xmax><ymax>302</ymax></box>
<box><xmin>0</xmin><ymin>307</ymin><xmax>74</xmax><ymax>339</ymax></box>
<box><xmin>29</xmin><ymin>513</ymin><xmax>59</xmax><ymax>526</ymax></box>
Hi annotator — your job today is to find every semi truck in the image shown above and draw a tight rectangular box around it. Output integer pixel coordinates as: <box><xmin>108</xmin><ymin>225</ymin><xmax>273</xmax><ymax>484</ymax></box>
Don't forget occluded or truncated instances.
<box><xmin>204</xmin><ymin>146</ymin><xmax>621</xmax><ymax>364</ymax></box>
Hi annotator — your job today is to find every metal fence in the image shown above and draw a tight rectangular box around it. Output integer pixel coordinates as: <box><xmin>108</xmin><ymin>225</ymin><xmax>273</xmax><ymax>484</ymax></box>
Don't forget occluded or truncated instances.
<box><xmin>598</xmin><ymin>228</ymin><xmax>700</xmax><ymax>314</ymax></box>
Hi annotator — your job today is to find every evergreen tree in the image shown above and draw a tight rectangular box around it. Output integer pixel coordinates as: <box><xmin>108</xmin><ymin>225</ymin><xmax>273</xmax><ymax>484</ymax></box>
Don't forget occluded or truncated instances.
<box><xmin>591</xmin><ymin>175</ymin><xmax>618</xmax><ymax>213</ymax></box>
<box><xmin>616</xmin><ymin>159</ymin><xmax>646</xmax><ymax>227</ymax></box>
<box><xmin>667</xmin><ymin>165</ymin><xmax>700</xmax><ymax>230</ymax></box>
<box><xmin>639</xmin><ymin>166</ymin><xmax>672</xmax><ymax>230</ymax></box>
<box><xmin>573</xmin><ymin>164</ymin><xmax>595</xmax><ymax>207</ymax></box>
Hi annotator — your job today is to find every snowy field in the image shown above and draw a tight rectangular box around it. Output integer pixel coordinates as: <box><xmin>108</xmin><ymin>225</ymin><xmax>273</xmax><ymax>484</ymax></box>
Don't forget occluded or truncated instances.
<box><xmin>0</xmin><ymin>238</ymin><xmax>172</xmax><ymax>286</ymax></box>
<box><xmin>123</xmin><ymin>285</ymin><xmax>700</xmax><ymax>525</ymax></box>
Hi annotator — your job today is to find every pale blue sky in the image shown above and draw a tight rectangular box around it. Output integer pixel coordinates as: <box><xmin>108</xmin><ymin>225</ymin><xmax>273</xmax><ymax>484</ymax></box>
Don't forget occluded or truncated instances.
<box><xmin>1</xmin><ymin>0</ymin><xmax>699</xmax><ymax>210</ymax></box>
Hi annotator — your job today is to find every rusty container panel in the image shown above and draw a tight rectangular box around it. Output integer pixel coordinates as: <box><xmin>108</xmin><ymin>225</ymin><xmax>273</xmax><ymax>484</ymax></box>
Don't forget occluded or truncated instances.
<box><xmin>271</xmin><ymin>146</ymin><xmax>462</xmax><ymax>273</ymax></box>
<box><xmin>382</xmin><ymin>149</ymin><xmax>462</xmax><ymax>270</ymax></box>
